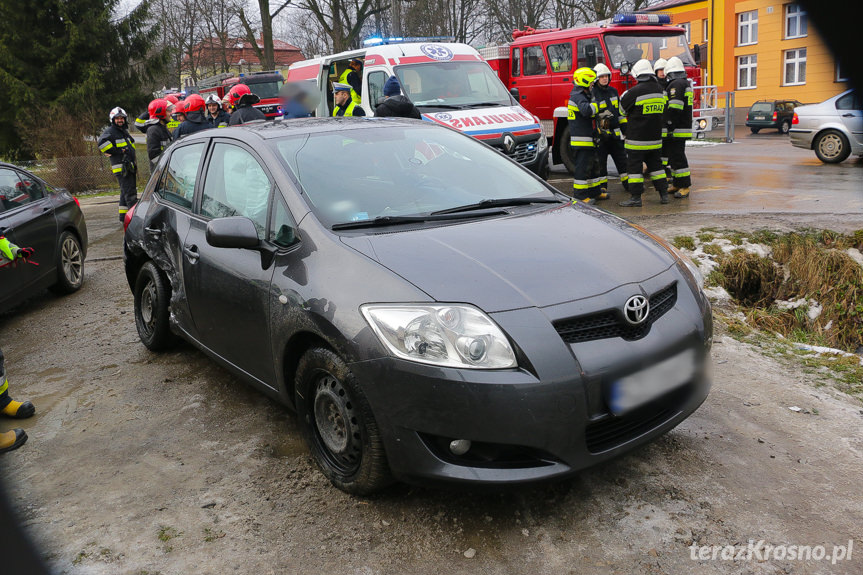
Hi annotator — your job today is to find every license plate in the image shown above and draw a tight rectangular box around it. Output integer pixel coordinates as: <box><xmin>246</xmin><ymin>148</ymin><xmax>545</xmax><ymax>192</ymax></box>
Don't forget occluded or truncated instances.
<box><xmin>607</xmin><ymin>348</ymin><xmax>696</xmax><ymax>415</ymax></box>
<box><xmin>755</xmin><ymin>116</ymin><xmax>765</xmax><ymax>120</ymax></box>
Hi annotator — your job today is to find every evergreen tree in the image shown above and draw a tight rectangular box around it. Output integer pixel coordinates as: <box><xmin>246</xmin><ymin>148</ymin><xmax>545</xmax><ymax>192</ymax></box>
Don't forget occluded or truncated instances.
<box><xmin>0</xmin><ymin>0</ymin><xmax>165</xmax><ymax>158</ymax></box>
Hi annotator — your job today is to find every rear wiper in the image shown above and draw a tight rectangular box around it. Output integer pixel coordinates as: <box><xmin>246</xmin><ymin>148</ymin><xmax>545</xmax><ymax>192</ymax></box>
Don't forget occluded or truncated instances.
<box><xmin>331</xmin><ymin>209</ymin><xmax>508</xmax><ymax>230</ymax></box>
<box><xmin>431</xmin><ymin>197</ymin><xmax>562</xmax><ymax>215</ymax></box>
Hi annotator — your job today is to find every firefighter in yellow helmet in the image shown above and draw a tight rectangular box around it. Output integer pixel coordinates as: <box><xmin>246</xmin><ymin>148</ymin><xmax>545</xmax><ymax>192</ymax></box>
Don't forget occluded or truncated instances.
<box><xmin>0</xmin><ymin>236</ymin><xmax>36</xmax><ymax>453</ymax></box>
<box><xmin>567</xmin><ymin>67</ymin><xmax>601</xmax><ymax>203</ymax></box>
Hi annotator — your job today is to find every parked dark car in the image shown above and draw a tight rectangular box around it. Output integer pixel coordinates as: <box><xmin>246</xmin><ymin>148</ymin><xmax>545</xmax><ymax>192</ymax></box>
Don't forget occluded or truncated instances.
<box><xmin>123</xmin><ymin>119</ymin><xmax>712</xmax><ymax>494</ymax></box>
<box><xmin>0</xmin><ymin>163</ymin><xmax>87</xmax><ymax>312</ymax></box>
<box><xmin>745</xmin><ymin>99</ymin><xmax>803</xmax><ymax>134</ymax></box>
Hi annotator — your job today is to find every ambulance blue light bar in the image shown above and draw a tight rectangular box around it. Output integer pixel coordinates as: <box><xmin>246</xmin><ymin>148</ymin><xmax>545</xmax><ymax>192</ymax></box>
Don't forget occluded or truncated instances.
<box><xmin>613</xmin><ymin>13</ymin><xmax>672</xmax><ymax>25</ymax></box>
<box><xmin>363</xmin><ymin>35</ymin><xmax>455</xmax><ymax>46</ymax></box>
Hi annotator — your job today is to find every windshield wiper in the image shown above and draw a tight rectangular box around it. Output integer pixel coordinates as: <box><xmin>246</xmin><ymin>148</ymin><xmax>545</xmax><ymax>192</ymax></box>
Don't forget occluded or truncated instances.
<box><xmin>430</xmin><ymin>197</ymin><xmax>562</xmax><ymax>216</ymax></box>
<box><xmin>414</xmin><ymin>103</ymin><xmax>463</xmax><ymax>109</ymax></box>
<box><xmin>331</xmin><ymin>209</ymin><xmax>509</xmax><ymax>230</ymax></box>
<box><xmin>462</xmin><ymin>102</ymin><xmax>508</xmax><ymax>108</ymax></box>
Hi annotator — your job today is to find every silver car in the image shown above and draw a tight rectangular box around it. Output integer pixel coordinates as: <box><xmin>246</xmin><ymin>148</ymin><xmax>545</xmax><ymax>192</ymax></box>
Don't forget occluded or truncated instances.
<box><xmin>789</xmin><ymin>89</ymin><xmax>863</xmax><ymax>163</ymax></box>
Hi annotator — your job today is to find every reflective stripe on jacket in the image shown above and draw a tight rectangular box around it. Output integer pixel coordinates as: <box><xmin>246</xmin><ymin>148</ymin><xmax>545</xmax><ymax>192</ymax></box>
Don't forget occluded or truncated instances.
<box><xmin>620</xmin><ymin>79</ymin><xmax>666</xmax><ymax>150</ymax></box>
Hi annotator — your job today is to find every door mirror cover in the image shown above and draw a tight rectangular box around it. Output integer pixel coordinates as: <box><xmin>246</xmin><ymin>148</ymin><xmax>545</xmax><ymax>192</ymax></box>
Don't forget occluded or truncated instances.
<box><xmin>206</xmin><ymin>216</ymin><xmax>260</xmax><ymax>249</ymax></box>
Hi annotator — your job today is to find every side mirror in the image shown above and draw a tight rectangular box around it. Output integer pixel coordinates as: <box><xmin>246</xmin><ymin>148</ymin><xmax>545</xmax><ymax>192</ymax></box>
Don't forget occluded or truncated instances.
<box><xmin>509</xmin><ymin>87</ymin><xmax>520</xmax><ymax>100</ymax></box>
<box><xmin>620</xmin><ymin>62</ymin><xmax>630</xmax><ymax>76</ymax></box>
<box><xmin>206</xmin><ymin>216</ymin><xmax>260</xmax><ymax>249</ymax></box>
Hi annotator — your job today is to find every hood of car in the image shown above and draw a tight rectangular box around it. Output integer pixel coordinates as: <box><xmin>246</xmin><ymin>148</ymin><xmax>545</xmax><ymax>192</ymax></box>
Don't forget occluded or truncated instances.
<box><xmin>340</xmin><ymin>205</ymin><xmax>677</xmax><ymax>312</ymax></box>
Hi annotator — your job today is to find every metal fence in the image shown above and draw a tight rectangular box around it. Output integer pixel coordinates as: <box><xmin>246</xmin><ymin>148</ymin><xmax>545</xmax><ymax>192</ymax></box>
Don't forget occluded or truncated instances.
<box><xmin>15</xmin><ymin>149</ymin><xmax>153</xmax><ymax>195</ymax></box>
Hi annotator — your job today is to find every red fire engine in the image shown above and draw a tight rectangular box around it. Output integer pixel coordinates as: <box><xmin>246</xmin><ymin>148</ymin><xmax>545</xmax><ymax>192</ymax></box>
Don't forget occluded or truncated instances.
<box><xmin>198</xmin><ymin>70</ymin><xmax>285</xmax><ymax>119</ymax></box>
<box><xmin>480</xmin><ymin>13</ymin><xmax>712</xmax><ymax>174</ymax></box>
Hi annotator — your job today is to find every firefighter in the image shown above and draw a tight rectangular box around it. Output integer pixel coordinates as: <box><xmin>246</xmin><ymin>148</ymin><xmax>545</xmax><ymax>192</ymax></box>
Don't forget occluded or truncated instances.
<box><xmin>654</xmin><ymin>58</ymin><xmax>672</xmax><ymax>174</ymax></box>
<box><xmin>331</xmin><ymin>83</ymin><xmax>365</xmax><ymax>117</ymax></box>
<box><xmin>98</xmin><ymin>107</ymin><xmax>138</xmax><ymax>222</ymax></box>
<box><xmin>339</xmin><ymin>57</ymin><xmax>363</xmax><ymax>106</ymax></box>
<box><xmin>134</xmin><ymin>110</ymin><xmax>150</xmax><ymax>133</ymax></box>
<box><xmin>567</xmin><ymin>67</ymin><xmax>600</xmax><ymax>203</ymax></box>
<box><xmin>173</xmin><ymin>94</ymin><xmax>210</xmax><ymax>140</ymax></box>
<box><xmin>205</xmin><ymin>94</ymin><xmax>230</xmax><ymax>128</ymax></box>
<box><xmin>0</xmin><ymin>236</ymin><xmax>36</xmax><ymax>454</ymax></box>
<box><xmin>654</xmin><ymin>58</ymin><xmax>668</xmax><ymax>88</ymax></box>
<box><xmin>663</xmin><ymin>56</ymin><xmax>693</xmax><ymax>198</ymax></box>
<box><xmin>618</xmin><ymin>59</ymin><xmax>669</xmax><ymax>207</ymax></box>
<box><xmin>145</xmin><ymin>98</ymin><xmax>172</xmax><ymax>169</ymax></box>
<box><xmin>227</xmin><ymin>84</ymin><xmax>266</xmax><ymax>125</ymax></box>
<box><xmin>165</xmin><ymin>94</ymin><xmax>182</xmax><ymax>132</ymax></box>
<box><xmin>591</xmin><ymin>63</ymin><xmax>628</xmax><ymax>200</ymax></box>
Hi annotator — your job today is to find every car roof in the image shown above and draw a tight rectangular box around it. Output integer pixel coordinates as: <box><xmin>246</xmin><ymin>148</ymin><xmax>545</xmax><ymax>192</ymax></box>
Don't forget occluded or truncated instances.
<box><xmin>176</xmin><ymin>117</ymin><xmax>428</xmax><ymax>143</ymax></box>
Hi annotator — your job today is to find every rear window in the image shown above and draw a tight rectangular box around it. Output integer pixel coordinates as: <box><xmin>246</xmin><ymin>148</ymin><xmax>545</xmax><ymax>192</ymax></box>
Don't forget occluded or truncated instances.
<box><xmin>750</xmin><ymin>102</ymin><xmax>773</xmax><ymax>113</ymax></box>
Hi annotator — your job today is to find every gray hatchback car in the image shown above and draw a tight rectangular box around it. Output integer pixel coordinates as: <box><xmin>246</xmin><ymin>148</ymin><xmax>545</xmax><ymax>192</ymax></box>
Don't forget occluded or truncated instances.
<box><xmin>124</xmin><ymin>119</ymin><xmax>712</xmax><ymax>494</ymax></box>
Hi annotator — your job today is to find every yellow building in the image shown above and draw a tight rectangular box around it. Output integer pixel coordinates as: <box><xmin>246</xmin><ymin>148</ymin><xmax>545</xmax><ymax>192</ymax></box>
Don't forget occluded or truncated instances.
<box><xmin>646</xmin><ymin>0</ymin><xmax>849</xmax><ymax>109</ymax></box>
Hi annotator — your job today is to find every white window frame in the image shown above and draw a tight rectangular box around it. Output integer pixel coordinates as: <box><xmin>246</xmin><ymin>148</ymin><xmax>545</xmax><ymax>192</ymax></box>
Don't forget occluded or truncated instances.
<box><xmin>738</xmin><ymin>10</ymin><xmax>758</xmax><ymax>46</ymax></box>
<box><xmin>680</xmin><ymin>23</ymin><xmax>691</xmax><ymax>45</ymax></box>
<box><xmin>703</xmin><ymin>19</ymin><xmax>709</xmax><ymax>42</ymax></box>
<box><xmin>659</xmin><ymin>37</ymin><xmax>668</xmax><ymax>49</ymax></box>
<box><xmin>836</xmin><ymin>60</ymin><xmax>849</xmax><ymax>82</ymax></box>
<box><xmin>785</xmin><ymin>4</ymin><xmax>807</xmax><ymax>39</ymax></box>
<box><xmin>783</xmin><ymin>48</ymin><xmax>806</xmax><ymax>86</ymax></box>
<box><xmin>737</xmin><ymin>55</ymin><xmax>757</xmax><ymax>89</ymax></box>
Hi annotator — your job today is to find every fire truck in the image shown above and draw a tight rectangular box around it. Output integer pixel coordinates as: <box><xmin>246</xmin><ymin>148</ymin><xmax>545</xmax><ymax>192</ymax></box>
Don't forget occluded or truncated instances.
<box><xmin>480</xmin><ymin>13</ymin><xmax>714</xmax><ymax>174</ymax></box>
<box><xmin>198</xmin><ymin>70</ymin><xmax>286</xmax><ymax>119</ymax></box>
<box><xmin>286</xmin><ymin>40</ymin><xmax>549</xmax><ymax>178</ymax></box>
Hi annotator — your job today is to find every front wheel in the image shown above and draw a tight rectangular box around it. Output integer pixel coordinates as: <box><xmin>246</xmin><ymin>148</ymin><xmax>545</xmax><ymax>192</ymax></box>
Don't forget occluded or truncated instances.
<box><xmin>133</xmin><ymin>261</ymin><xmax>175</xmax><ymax>351</ymax></box>
<box><xmin>814</xmin><ymin>130</ymin><xmax>851</xmax><ymax>164</ymax></box>
<box><xmin>49</xmin><ymin>231</ymin><xmax>84</xmax><ymax>294</ymax></box>
<box><xmin>557</xmin><ymin>124</ymin><xmax>576</xmax><ymax>175</ymax></box>
<box><xmin>295</xmin><ymin>348</ymin><xmax>392</xmax><ymax>495</ymax></box>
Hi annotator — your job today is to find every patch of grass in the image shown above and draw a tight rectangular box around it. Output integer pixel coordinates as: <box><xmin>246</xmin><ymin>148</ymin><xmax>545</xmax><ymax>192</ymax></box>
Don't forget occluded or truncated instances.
<box><xmin>157</xmin><ymin>526</ymin><xmax>181</xmax><ymax>542</ymax></box>
<box><xmin>702</xmin><ymin>243</ymin><xmax>723</xmax><ymax>257</ymax></box>
<box><xmin>696</xmin><ymin>232</ymin><xmax>715</xmax><ymax>243</ymax></box>
<box><xmin>717</xmin><ymin>252</ymin><xmax>780</xmax><ymax>306</ymax></box>
<box><xmin>72</xmin><ymin>550</ymin><xmax>88</xmax><ymax>565</ymax></box>
<box><xmin>705</xmin><ymin>269</ymin><xmax>726</xmax><ymax>288</ymax></box>
<box><xmin>203</xmin><ymin>527</ymin><xmax>225</xmax><ymax>542</ymax></box>
<box><xmin>672</xmin><ymin>235</ymin><xmax>696</xmax><ymax>251</ymax></box>
<box><xmin>748</xmin><ymin>230</ymin><xmax>779</xmax><ymax>245</ymax></box>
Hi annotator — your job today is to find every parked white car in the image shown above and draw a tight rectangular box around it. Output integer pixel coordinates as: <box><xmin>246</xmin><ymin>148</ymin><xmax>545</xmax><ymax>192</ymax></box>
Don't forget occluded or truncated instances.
<box><xmin>789</xmin><ymin>89</ymin><xmax>862</xmax><ymax>163</ymax></box>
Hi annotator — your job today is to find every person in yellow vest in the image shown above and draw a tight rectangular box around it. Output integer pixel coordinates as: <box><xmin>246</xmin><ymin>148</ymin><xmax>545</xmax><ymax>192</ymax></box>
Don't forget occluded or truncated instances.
<box><xmin>331</xmin><ymin>83</ymin><xmax>365</xmax><ymax>117</ymax></box>
<box><xmin>338</xmin><ymin>58</ymin><xmax>363</xmax><ymax>105</ymax></box>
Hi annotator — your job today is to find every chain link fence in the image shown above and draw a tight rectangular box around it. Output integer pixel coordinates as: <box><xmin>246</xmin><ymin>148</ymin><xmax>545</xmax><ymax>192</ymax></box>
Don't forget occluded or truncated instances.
<box><xmin>15</xmin><ymin>149</ymin><xmax>153</xmax><ymax>195</ymax></box>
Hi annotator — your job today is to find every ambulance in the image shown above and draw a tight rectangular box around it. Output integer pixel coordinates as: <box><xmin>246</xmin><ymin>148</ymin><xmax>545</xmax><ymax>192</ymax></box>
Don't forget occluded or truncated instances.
<box><xmin>286</xmin><ymin>40</ymin><xmax>550</xmax><ymax>178</ymax></box>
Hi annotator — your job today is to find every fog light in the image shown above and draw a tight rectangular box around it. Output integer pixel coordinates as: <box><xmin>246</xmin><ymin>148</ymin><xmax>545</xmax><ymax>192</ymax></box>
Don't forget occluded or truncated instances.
<box><xmin>449</xmin><ymin>439</ymin><xmax>471</xmax><ymax>455</ymax></box>
<box><xmin>698</xmin><ymin>118</ymin><xmax>708</xmax><ymax>130</ymax></box>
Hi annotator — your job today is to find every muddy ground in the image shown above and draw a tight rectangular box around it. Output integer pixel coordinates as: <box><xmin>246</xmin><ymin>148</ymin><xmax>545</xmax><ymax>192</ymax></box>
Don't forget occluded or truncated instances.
<box><xmin>1</xmin><ymin>196</ymin><xmax>862</xmax><ymax>574</ymax></box>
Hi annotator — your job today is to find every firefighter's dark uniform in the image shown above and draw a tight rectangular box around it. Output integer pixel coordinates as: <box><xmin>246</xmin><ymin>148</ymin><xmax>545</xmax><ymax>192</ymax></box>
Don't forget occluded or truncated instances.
<box><xmin>206</xmin><ymin>109</ymin><xmax>230</xmax><ymax>128</ymax></box>
<box><xmin>619</xmin><ymin>77</ymin><xmax>669</xmax><ymax>204</ymax></box>
<box><xmin>567</xmin><ymin>85</ymin><xmax>600</xmax><ymax>200</ymax></box>
<box><xmin>0</xmin><ymin>236</ymin><xmax>35</xmax><ymax>453</ymax></box>
<box><xmin>98</xmin><ymin>121</ymin><xmax>137</xmax><ymax>222</ymax></box>
<box><xmin>145</xmin><ymin>120</ymin><xmax>172</xmax><ymax>170</ymax></box>
<box><xmin>134</xmin><ymin>111</ymin><xmax>150</xmax><ymax>133</ymax></box>
<box><xmin>173</xmin><ymin>111</ymin><xmax>211</xmax><ymax>140</ymax></box>
<box><xmin>228</xmin><ymin>105</ymin><xmax>266</xmax><ymax>125</ymax></box>
<box><xmin>591</xmin><ymin>83</ymin><xmax>629</xmax><ymax>194</ymax></box>
<box><xmin>664</xmin><ymin>74</ymin><xmax>693</xmax><ymax>193</ymax></box>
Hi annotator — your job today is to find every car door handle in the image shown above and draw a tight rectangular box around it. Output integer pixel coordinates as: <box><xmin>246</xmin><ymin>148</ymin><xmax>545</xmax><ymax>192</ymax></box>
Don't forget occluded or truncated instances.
<box><xmin>144</xmin><ymin>227</ymin><xmax>162</xmax><ymax>239</ymax></box>
<box><xmin>842</xmin><ymin>113</ymin><xmax>855</xmax><ymax>117</ymax></box>
<box><xmin>183</xmin><ymin>245</ymin><xmax>199</xmax><ymax>262</ymax></box>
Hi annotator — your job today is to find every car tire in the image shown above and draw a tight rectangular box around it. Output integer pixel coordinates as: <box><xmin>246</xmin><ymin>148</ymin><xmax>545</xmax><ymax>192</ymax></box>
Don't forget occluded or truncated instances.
<box><xmin>750</xmin><ymin>127</ymin><xmax>760</xmax><ymax>134</ymax></box>
<box><xmin>134</xmin><ymin>261</ymin><xmax>175</xmax><ymax>351</ymax></box>
<box><xmin>814</xmin><ymin>130</ymin><xmax>851</xmax><ymax>164</ymax></box>
<box><xmin>558</xmin><ymin>124</ymin><xmax>576</xmax><ymax>175</ymax></box>
<box><xmin>295</xmin><ymin>347</ymin><xmax>393</xmax><ymax>495</ymax></box>
<box><xmin>49</xmin><ymin>230</ymin><xmax>84</xmax><ymax>295</ymax></box>
<box><xmin>779</xmin><ymin>120</ymin><xmax>791</xmax><ymax>134</ymax></box>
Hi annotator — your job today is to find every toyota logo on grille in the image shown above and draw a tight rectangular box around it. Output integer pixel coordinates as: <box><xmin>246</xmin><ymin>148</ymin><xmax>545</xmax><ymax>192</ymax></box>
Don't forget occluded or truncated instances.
<box><xmin>624</xmin><ymin>295</ymin><xmax>649</xmax><ymax>325</ymax></box>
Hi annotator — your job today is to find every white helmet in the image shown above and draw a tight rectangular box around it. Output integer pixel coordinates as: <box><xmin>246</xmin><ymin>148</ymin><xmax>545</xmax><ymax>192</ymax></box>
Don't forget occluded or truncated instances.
<box><xmin>631</xmin><ymin>59</ymin><xmax>655</xmax><ymax>79</ymax></box>
<box><xmin>593</xmin><ymin>63</ymin><xmax>612</xmax><ymax>77</ymax></box>
<box><xmin>205</xmin><ymin>94</ymin><xmax>222</xmax><ymax>105</ymax></box>
<box><xmin>665</xmin><ymin>56</ymin><xmax>685</xmax><ymax>75</ymax></box>
<box><xmin>653</xmin><ymin>58</ymin><xmax>667</xmax><ymax>73</ymax></box>
<box><xmin>109</xmin><ymin>107</ymin><xmax>127</xmax><ymax>122</ymax></box>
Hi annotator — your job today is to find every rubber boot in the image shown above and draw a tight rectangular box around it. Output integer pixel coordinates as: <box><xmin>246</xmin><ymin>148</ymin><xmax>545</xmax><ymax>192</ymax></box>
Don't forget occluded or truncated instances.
<box><xmin>660</xmin><ymin>191</ymin><xmax>670</xmax><ymax>204</ymax></box>
<box><xmin>2</xmin><ymin>400</ymin><xmax>35</xmax><ymax>419</ymax></box>
<box><xmin>618</xmin><ymin>195</ymin><xmax>642</xmax><ymax>207</ymax></box>
<box><xmin>0</xmin><ymin>429</ymin><xmax>27</xmax><ymax>453</ymax></box>
<box><xmin>596</xmin><ymin>187</ymin><xmax>610</xmax><ymax>201</ymax></box>
<box><xmin>674</xmin><ymin>187</ymin><xmax>690</xmax><ymax>198</ymax></box>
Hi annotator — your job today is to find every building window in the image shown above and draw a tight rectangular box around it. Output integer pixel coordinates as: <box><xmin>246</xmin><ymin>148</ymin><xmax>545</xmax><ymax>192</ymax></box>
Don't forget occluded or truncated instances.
<box><xmin>738</xmin><ymin>10</ymin><xmax>758</xmax><ymax>46</ymax></box>
<box><xmin>785</xmin><ymin>4</ymin><xmax>807</xmax><ymax>39</ymax></box>
<box><xmin>836</xmin><ymin>60</ymin><xmax>848</xmax><ymax>82</ymax></box>
<box><xmin>784</xmin><ymin>48</ymin><xmax>806</xmax><ymax>85</ymax></box>
<box><xmin>738</xmin><ymin>55</ymin><xmax>757</xmax><ymax>89</ymax></box>
<box><xmin>703</xmin><ymin>19</ymin><xmax>709</xmax><ymax>42</ymax></box>
<box><xmin>680</xmin><ymin>22</ymin><xmax>691</xmax><ymax>44</ymax></box>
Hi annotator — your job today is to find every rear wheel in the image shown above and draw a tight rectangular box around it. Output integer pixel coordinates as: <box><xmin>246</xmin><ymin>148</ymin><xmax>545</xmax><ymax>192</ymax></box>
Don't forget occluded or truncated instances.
<box><xmin>295</xmin><ymin>347</ymin><xmax>392</xmax><ymax>495</ymax></box>
<box><xmin>49</xmin><ymin>231</ymin><xmax>84</xmax><ymax>294</ymax></box>
<box><xmin>557</xmin><ymin>124</ymin><xmax>576</xmax><ymax>175</ymax></box>
<box><xmin>133</xmin><ymin>261</ymin><xmax>175</xmax><ymax>351</ymax></box>
<box><xmin>814</xmin><ymin>130</ymin><xmax>851</xmax><ymax>164</ymax></box>
<box><xmin>779</xmin><ymin>119</ymin><xmax>791</xmax><ymax>134</ymax></box>
<box><xmin>750</xmin><ymin>127</ymin><xmax>760</xmax><ymax>134</ymax></box>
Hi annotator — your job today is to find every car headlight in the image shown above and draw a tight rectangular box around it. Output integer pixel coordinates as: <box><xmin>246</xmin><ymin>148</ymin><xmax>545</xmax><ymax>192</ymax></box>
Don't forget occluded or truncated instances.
<box><xmin>361</xmin><ymin>304</ymin><xmax>517</xmax><ymax>369</ymax></box>
<box><xmin>670</xmin><ymin>245</ymin><xmax>705</xmax><ymax>291</ymax></box>
<box><xmin>537</xmin><ymin>122</ymin><xmax>548</xmax><ymax>151</ymax></box>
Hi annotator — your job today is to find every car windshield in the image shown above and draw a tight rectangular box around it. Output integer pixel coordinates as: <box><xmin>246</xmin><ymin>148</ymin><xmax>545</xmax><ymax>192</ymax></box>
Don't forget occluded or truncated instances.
<box><xmin>750</xmin><ymin>102</ymin><xmax>773</xmax><ymax>113</ymax></box>
<box><xmin>604</xmin><ymin>33</ymin><xmax>695</xmax><ymax>69</ymax></box>
<box><xmin>270</xmin><ymin>125</ymin><xmax>554</xmax><ymax>227</ymax></box>
<box><xmin>395</xmin><ymin>62</ymin><xmax>512</xmax><ymax>108</ymax></box>
<box><xmin>246</xmin><ymin>80</ymin><xmax>283</xmax><ymax>99</ymax></box>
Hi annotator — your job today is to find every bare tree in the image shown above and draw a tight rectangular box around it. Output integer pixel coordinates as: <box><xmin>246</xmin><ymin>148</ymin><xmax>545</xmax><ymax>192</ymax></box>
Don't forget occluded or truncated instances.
<box><xmin>298</xmin><ymin>0</ymin><xmax>389</xmax><ymax>52</ymax></box>
<box><xmin>197</xmin><ymin>0</ymin><xmax>243</xmax><ymax>74</ymax></box>
<box><xmin>559</xmin><ymin>0</ymin><xmax>654</xmax><ymax>26</ymax></box>
<box><xmin>402</xmin><ymin>0</ymin><xmax>488</xmax><ymax>44</ymax></box>
<box><xmin>236</xmin><ymin>0</ymin><xmax>294</xmax><ymax>70</ymax></box>
<box><xmin>486</xmin><ymin>0</ymin><xmax>553</xmax><ymax>43</ymax></box>
<box><xmin>153</xmin><ymin>0</ymin><xmax>205</xmax><ymax>85</ymax></box>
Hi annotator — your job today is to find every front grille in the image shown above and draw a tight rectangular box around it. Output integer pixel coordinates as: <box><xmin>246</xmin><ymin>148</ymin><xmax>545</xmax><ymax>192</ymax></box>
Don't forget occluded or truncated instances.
<box><xmin>553</xmin><ymin>283</ymin><xmax>677</xmax><ymax>344</ymax></box>
<box><xmin>585</xmin><ymin>385</ymin><xmax>689</xmax><ymax>453</ymax></box>
<box><xmin>494</xmin><ymin>141</ymin><xmax>538</xmax><ymax>164</ymax></box>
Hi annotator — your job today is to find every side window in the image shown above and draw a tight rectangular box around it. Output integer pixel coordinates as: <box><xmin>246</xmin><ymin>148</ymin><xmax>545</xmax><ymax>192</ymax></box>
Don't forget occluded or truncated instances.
<box><xmin>0</xmin><ymin>168</ymin><xmax>20</xmax><ymax>212</ymax></box>
<box><xmin>576</xmin><ymin>38</ymin><xmax>604</xmax><ymax>69</ymax></box>
<box><xmin>157</xmin><ymin>142</ymin><xmax>206</xmax><ymax>210</ymax></box>
<box><xmin>367</xmin><ymin>71</ymin><xmax>388</xmax><ymax>108</ymax></box>
<box><xmin>546</xmin><ymin>43</ymin><xmax>572</xmax><ymax>73</ymax></box>
<box><xmin>523</xmin><ymin>46</ymin><xmax>546</xmax><ymax>76</ymax></box>
<box><xmin>269</xmin><ymin>194</ymin><xmax>299</xmax><ymax>248</ymax></box>
<box><xmin>836</xmin><ymin>92</ymin><xmax>860</xmax><ymax>111</ymax></box>
<box><xmin>511</xmin><ymin>47</ymin><xmax>521</xmax><ymax>77</ymax></box>
<box><xmin>16</xmin><ymin>172</ymin><xmax>46</xmax><ymax>201</ymax></box>
<box><xmin>201</xmin><ymin>143</ymin><xmax>271</xmax><ymax>239</ymax></box>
